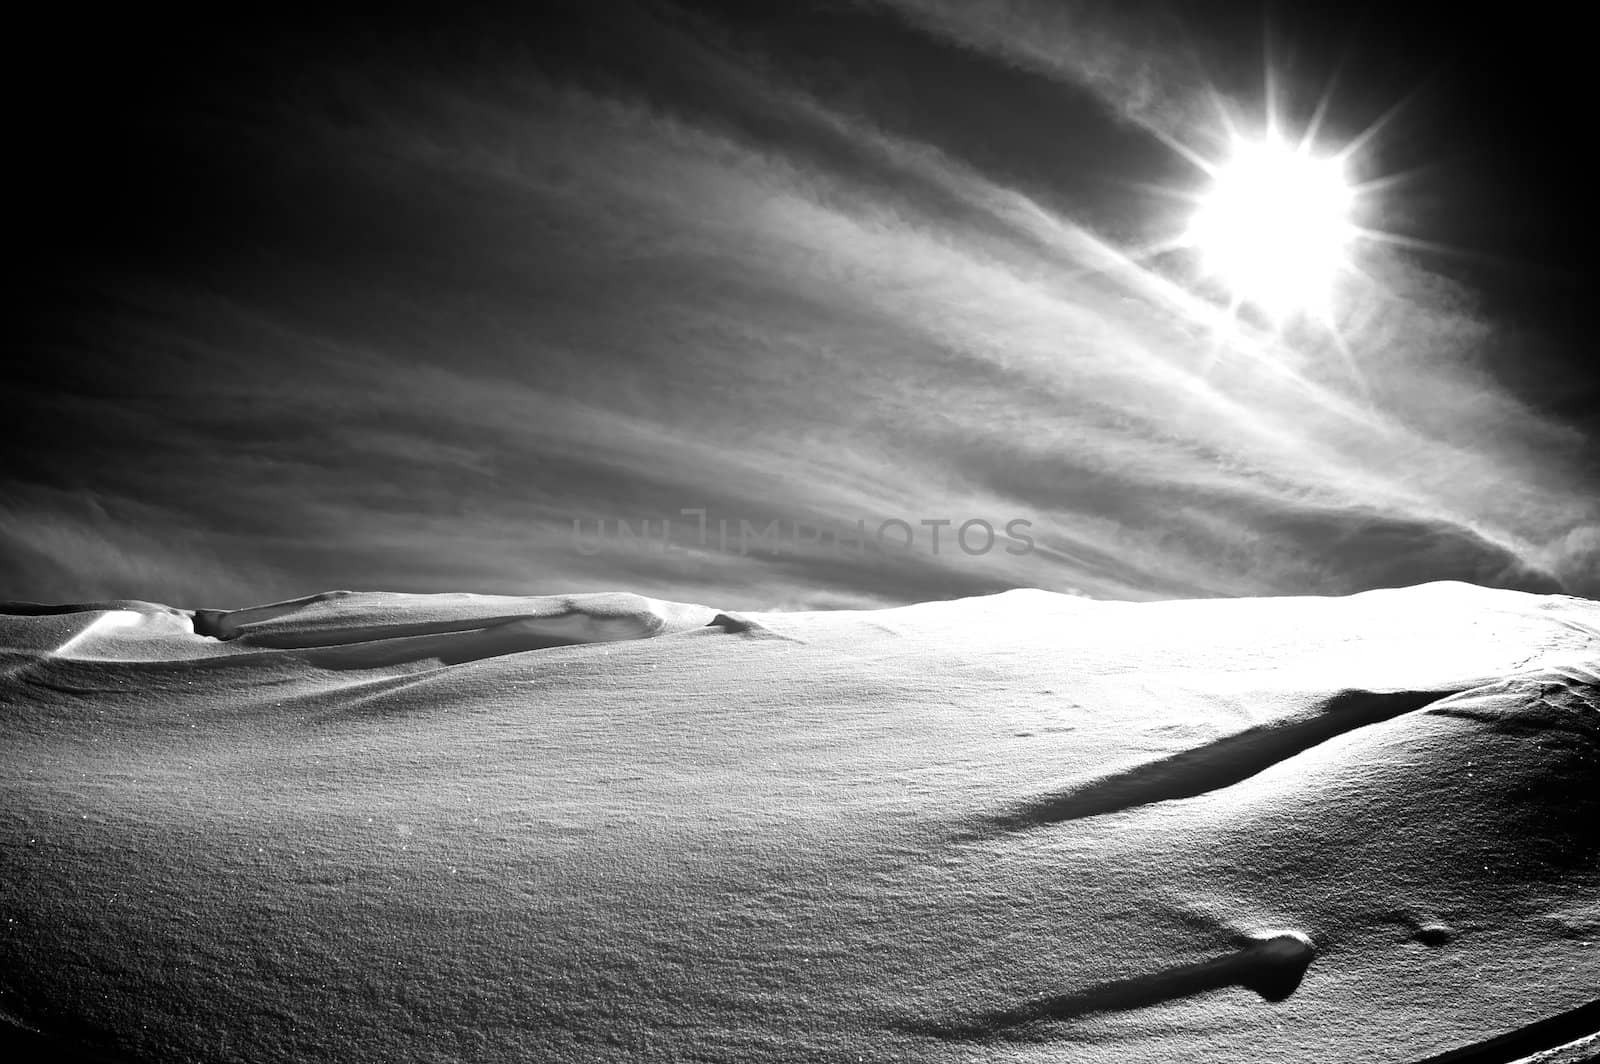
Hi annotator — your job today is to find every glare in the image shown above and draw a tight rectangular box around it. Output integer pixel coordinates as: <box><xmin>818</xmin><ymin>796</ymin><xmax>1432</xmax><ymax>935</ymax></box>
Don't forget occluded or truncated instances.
<box><xmin>53</xmin><ymin>609</ymin><xmax>144</xmax><ymax>657</ymax></box>
<box><xmin>1186</xmin><ymin>137</ymin><xmax>1356</xmax><ymax>318</ymax></box>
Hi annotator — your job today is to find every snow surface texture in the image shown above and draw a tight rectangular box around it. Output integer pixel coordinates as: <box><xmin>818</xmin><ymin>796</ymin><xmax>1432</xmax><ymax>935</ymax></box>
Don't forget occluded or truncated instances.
<box><xmin>1</xmin><ymin>582</ymin><xmax>1598</xmax><ymax>1063</ymax></box>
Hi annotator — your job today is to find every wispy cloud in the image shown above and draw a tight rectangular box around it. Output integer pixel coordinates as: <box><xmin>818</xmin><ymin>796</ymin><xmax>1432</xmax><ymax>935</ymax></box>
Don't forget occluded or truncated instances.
<box><xmin>870</xmin><ymin>0</ymin><xmax>1222</xmax><ymax>138</ymax></box>
<box><xmin>6</xmin><ymin>1</ymin><xmax>1595</xmax><ymax>607</ymax></box>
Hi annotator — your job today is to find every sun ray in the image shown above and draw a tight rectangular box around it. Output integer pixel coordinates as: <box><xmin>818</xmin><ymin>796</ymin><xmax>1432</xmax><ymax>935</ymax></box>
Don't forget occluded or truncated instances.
<box><xmin>1334</xmin><ymin>84</ymin><xmax>1428</xmax><ymax>166</ymax></box>
<box><xmin>1351</xmin><ymin>226</ymin><xmax>1475</xmax><ymax>259</ymax></box>
<box><xmin>1210</xmin><ymin>87</ymin><xmax>1241</xmax><ymax>144</ymax></box>
<box><xmin>1263</xmin><ymin>59</ymin><xmax>1281</xmax><ymax>143</ymax></box>
<box><xmin>1148</xmin><ymin>127</ymin><xmax>1219</xmax><ymax>177</ymax></box>
<box><xmin>1350</xmin><ymin>166</ymin><xmax>1437</xmax><ymax>197</ymax></box>
<box><xmin>1324</xmin><ymin>306</ymin><xmax>1375</xmax><ymax>410</ymax></box>
<box><xmin>1298</xmin><ymin>60</ymin><xmax>1345</xmax><ymax>155</ymax></box>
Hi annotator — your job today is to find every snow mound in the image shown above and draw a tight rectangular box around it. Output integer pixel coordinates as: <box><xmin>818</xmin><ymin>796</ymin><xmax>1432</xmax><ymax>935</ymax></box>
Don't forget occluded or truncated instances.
<box><xmin>1</xmin><ymin>590</ymin><xmax>724</xmax><ymax>667</ymax></box>
<box><xmin>1</xmin><ymin>581</ymin><xmax>1597</xmax><ymax>1063</ymax></box>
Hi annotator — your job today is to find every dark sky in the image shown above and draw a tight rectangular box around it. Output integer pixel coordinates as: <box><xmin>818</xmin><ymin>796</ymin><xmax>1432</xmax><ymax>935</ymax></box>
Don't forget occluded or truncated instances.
<box><xmin>7</xmin><ymin>1</ymin><xmax>1597</xmax><ymax>609</ymax></box>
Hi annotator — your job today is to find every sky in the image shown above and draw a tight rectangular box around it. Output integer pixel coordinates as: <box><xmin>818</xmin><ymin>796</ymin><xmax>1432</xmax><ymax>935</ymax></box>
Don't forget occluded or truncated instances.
<box><xmin>7</xmin><ymin>0</ymin><xmax>1598</xmax><ymax>610</ymax></box>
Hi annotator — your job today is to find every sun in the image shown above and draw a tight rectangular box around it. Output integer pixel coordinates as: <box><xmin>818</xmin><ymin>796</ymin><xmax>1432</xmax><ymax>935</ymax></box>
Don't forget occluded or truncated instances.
<box><xmin>1185</xmin><ymin>135</ymin><xmax>1356</xmax><ymax>319</ymax></box>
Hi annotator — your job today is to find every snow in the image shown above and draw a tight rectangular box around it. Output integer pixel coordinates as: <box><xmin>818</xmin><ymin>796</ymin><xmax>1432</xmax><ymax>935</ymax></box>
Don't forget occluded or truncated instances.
<box><xmin>1</xmin><ymin>582</ymin><xmax>1597</xmax><ymax>1062</ymax></box>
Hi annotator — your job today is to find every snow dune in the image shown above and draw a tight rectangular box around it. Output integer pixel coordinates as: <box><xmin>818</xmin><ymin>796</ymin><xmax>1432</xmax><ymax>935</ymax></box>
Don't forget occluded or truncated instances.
<box><xmin>1</xmin><ymin>582</ymin><xmax>1597</xmax><ymax>1062</ymax></box>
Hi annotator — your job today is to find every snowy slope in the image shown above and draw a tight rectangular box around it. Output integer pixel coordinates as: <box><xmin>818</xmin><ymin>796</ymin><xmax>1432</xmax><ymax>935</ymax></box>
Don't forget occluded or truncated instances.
<box><xmin>1</xmin><ymin>583</ymin><xmax>1597</xmax><ymax>1063</ymax></box>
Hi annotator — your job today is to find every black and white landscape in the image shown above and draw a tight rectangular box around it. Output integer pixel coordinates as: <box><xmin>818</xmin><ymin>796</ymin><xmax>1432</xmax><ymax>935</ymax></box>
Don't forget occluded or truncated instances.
<box><xmin>4</xmin><ymin>2</ymin><xmax>1597</xmax><ymax>1061</ymax></box>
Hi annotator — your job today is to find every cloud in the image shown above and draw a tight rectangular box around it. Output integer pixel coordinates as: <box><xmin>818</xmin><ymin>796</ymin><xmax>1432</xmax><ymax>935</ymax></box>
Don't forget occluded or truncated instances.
<box><xmin>870</xmin><ymin>0</ymin><xmax>1220</xmax><ymax>138</ymax></box>
<box><xmin>6</xmin><ymin>1</ymin><xmax>1596</xmax><ymax>608</ymax></box>
<box><xmin>0</xmin><ymin>488</ymin><xmax>277</xmax><ymax>606</ymax></box>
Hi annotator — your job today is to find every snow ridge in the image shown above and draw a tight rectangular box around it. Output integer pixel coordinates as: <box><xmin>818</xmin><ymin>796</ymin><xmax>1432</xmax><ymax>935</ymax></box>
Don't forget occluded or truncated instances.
<box><xmin>985</xmin><ymin>688</ymin><xmax>1452</xmax><ymax>830</ymax></box>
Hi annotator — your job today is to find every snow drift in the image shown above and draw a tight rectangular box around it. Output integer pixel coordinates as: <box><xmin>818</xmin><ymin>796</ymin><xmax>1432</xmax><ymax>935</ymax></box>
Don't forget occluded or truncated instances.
<box><xmin>1</xmin><ymin>582</ymin><xmax>1598</xmax><ymax>1062</ymax></box>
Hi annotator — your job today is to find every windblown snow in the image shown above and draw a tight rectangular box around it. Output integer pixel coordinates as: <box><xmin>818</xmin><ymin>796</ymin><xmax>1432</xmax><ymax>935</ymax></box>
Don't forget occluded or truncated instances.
<box><xmin>2</xmin><ymin>583</ymin><xmax>1598</xmax><ymax>1063</ymax></box>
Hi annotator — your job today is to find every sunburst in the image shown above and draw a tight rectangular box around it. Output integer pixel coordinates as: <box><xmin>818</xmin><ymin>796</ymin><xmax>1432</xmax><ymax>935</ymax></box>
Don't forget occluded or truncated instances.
<box><xmin>1122</xmin><ymin>59</ymin><xmax>1432</xmax><ymax>338</ymax></box>
<box><xmin>1184</xmin><ymin>133</ymin><xmax>1356</xmax><ymax>322</ymax></box>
